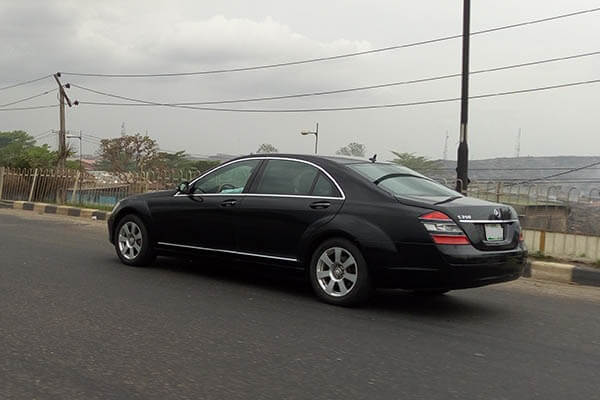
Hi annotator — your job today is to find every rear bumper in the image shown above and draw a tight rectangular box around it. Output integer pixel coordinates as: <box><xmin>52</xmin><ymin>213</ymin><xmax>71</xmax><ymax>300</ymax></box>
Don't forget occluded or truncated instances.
<box><xmin>371</xmin><ymin>242</ymin><xmax>527</xmax><ymax>290</ymax></box>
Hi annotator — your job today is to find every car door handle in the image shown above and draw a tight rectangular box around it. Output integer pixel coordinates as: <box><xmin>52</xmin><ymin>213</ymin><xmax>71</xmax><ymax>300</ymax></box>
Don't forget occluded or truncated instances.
<box><xmin>309</xmin><ymin>201</ymin><xmax>331</xmax><ymax>209</ymax></box>
<box><xmin>221</xmin><ymin>199</ymin><xmax>238</xmax><ymax>207</ymax></box>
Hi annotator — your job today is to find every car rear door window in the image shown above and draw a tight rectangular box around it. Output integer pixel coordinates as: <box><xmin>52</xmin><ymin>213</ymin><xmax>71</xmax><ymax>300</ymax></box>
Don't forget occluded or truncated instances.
<box><xmin>312</xmin><ymin>173</ymin><xmax>340</xmax><ymax>197</ymax></box>
<box><xmin>255</xmin><ymin>160</ymin><xmax>319</xmax><ymax>195</ymax></box>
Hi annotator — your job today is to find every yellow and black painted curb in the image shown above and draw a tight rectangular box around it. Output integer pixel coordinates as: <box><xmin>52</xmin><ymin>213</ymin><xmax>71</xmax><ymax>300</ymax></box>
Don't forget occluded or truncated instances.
<box><xmin>0</xmin><ymin>200</ymin><xmax>111</xmax><ymax>221</ymax></box>
<box><xmin>523</xmin><ymin>260</ymin><xmax>600</xmax><ymax>287</ymax></box>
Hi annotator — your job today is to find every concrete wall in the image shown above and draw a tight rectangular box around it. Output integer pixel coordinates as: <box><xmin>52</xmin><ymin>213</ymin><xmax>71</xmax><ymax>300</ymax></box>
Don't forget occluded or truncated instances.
<box><xmin>523</xmin><ymin>229</ymin><xmax>600</xmax><ymax>262</ymax></box>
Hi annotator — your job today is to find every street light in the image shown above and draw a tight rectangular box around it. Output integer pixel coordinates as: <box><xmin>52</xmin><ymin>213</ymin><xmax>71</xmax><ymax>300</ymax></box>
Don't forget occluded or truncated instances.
<box><xmin>301</xmin><ymin>123</ymin><xmax>319</xmax><ymax>154</ymax></box>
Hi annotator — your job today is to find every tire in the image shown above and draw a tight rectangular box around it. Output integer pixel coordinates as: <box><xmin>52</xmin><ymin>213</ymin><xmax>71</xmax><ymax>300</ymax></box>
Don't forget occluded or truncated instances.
<box><xmin>309</xmin><ymin>238</ymin><xmax>372</xmax><ymax>306</ymax></box>
<box><xmin>114</xmin><ymin>214</ymin><xmax>155</xmax><ymax>267</ymax></box>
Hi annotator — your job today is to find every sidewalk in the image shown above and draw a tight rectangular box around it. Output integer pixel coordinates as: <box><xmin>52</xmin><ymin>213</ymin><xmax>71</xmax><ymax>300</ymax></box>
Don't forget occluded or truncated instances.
<box><xmin>0</xmin><ymin>199</ymin><xmax>111</xmax><ymax>221</ymax></box>
<box><xmin>524</xmin><ymin>260</ymin><xmax>600</xmax><ymax>287</ymax></box>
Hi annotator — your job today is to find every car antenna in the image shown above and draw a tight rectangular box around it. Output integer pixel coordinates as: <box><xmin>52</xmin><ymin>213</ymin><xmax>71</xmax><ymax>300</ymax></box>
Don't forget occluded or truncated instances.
<box><xmin>369</xmin><ymin>154</ymin><xmax>377</xmax><ymax>163</ymax></box>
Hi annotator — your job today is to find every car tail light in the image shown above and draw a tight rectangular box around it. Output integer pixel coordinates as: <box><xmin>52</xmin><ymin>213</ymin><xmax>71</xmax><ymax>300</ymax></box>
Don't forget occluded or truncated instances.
<box><xmin>519</xmin><ymin>231</ymin><xmax>524</xmax><ymax>242</ymax></box>
<box><xmin>420</xmin><ymin>211</ymin><xmax>470</xmax><ymax>245</ymax></box>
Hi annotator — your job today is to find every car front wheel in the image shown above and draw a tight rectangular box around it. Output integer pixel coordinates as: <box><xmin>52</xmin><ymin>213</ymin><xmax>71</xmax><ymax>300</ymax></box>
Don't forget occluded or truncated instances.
<box><xmin>114</xmin><ymin>214</ymin><xmax>155</xmax><ymax>267</ymax></box>
<box><xmin>309</xmin><ymin>238</ymin><xmax>372</xmax><ymax>306</ymax></box>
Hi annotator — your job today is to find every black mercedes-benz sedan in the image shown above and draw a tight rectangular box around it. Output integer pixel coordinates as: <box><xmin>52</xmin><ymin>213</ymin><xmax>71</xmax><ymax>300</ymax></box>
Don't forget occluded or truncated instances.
<box><xmin>108</xmin><ymin>154</ymin><xmax>527</xmax><ymax>306</ymax></box>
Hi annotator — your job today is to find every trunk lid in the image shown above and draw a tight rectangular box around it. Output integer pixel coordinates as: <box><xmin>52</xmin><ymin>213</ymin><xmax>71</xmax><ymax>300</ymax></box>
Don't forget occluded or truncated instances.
<box><xmin>397</xmin><ymin>195</ymin><xmax>521</xmax><ymax>251</ymax></box>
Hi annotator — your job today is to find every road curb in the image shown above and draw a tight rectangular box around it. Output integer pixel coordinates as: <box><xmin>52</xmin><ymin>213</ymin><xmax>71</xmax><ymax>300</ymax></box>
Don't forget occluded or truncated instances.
<box><xmin>524</xmin><ymin>260</ymin><xmax>600</xmax><ymax>287</ymax></box>
<box><xmin>1</xmin><ymin>200</ymin><xmax>111</xmax><ymax>221</ymax></box>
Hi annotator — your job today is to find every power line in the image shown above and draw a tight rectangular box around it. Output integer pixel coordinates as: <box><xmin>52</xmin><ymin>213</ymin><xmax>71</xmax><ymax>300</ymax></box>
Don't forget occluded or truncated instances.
<box><xmin>81</xmin><ymin>133</ymin><xmax>106</xmax><ymax>141</ymax></box>
<box><xmin>81</xmin><ymin>137</ymin><xmax>102</xmax><ymax>146</ymax></box>
<box><xmin>0</xmin><ymin>104</ymin><xmax>58</xmax><ymax>112</ymax></box>
<box><xmin>31</xmin><ymin>129</ymin><xmax>54</xmax><ymax>139</ymax></box>
<box><xmin>70</xmin><ymin>50</ymin><xmax>600</xmax><ymax>105</ymax></box>
<box><xmin>58</xmin><ymin>7</ymin><xmax>600</xmax><ymax>78</ymax></box>
<box><xmin>0</xmin><ymin>88</ymin><xmax>58</xmax><ymax>108</ymax></box>
<box><xmin>521</xmin><ymin>160</ymin><xmax>600</xmax><ymax>183</ymax></box>
<box><xmin>75</xmin><ymin>78</ymin><xmax>600</xmax><ymax>113</ymax></box>
<box><xmin>474</xmin><ymin>178</ymin><xmax>600</xmax><ymax>183</ymax></box>
<box><xmin>0</xmin><ymin>74</ymin><xmax>53</xmax><ymax>92</ymax></box>
<box><xmin>33</xmin><ymin>131</ymin><xmax>55</xmax><ymax>141</ymax></box>
<box><xmin>80</xmin><ymin>133</ymin><xmax>102</xmax><ymax>142</ymax></box>
<box><xmin>432</xmin><ymin>167</ymin><xmax>600</xmax><ymax>171</ymax></box>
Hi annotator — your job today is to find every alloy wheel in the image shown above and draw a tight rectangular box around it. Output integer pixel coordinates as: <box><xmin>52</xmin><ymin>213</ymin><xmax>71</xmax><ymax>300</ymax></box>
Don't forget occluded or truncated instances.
<box><xmin>118</xmin><ymin>221</ymin><xmax>143</xmax><ymax>260</ymax></box>
<box><xmin>316</xmin><ymin>247</ymin><xmax>358</xmax><ymax>297</ymax></box>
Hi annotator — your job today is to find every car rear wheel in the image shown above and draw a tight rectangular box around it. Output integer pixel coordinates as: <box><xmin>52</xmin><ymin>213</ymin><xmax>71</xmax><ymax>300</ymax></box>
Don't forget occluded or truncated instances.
<box><xmin>114</xmin><ymin>214</ymin><xmax>155</xmax><ymax>267</ymax></box>
<box><xmin>309</xmin><ymin>238</ymin><xmax>372</xmax><ymax>306</ymax></box>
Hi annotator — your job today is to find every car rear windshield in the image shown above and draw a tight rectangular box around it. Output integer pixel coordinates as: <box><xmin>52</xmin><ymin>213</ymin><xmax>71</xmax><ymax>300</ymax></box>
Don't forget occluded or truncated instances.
<box><xmin>348</xmin><ymin>163</ymin><xmax>459</xmax><ymax>197</ymax></box>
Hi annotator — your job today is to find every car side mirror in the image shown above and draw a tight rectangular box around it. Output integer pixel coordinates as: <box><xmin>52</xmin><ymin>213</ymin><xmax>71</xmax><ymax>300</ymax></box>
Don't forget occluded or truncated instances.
<box><xmin>177</xmin><ymin>181</ymin><xmax>191</xmax><ymax>194</ymax></box>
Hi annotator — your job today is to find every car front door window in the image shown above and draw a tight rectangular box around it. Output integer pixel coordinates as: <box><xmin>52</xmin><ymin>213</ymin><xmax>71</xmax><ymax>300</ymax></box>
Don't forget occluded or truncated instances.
<box><xmin>193</xmin><ymin>160</ymin><xmax>260</xmax><ymax>194</ymax></box>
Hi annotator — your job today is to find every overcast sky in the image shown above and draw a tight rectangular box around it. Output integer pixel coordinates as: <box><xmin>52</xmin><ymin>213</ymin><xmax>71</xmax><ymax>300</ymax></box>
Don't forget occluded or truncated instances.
<box><xmin>1</xmin><ymin>0</ymin><xmax>599</xmax><ymax>161</ymax></box>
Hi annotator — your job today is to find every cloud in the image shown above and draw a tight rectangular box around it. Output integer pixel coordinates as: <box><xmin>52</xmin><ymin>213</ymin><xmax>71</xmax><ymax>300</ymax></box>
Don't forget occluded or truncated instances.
<box><xmin>0</xmin><ymin>5</ymin><xmax>372</xmax><ymax>79</ymax></box>
<box><xmin>2</xmin><ymin>0</ymin><xmax>599</xmax><ymax>160</ymax></box>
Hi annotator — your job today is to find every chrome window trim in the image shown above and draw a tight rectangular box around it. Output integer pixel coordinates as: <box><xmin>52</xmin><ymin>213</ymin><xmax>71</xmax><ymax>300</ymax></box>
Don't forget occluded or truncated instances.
<box><xmin>458</xmin><ymin>219</ymin><xmax>519</xmax><ymax>224</ymax></box>
<box><xmin>175</xmin><ymin>156</ymin><xmax>346</xmax><ymax>200</ymax></box>
<box><xmin>173</xmin><ymin>192</ymin><xmax>343</xmax><ymax>200</ymax></box>
<box><xmin>157</xmin><ymin>241</ymin><xmax>298</xmax><ymax>262</ymax></box>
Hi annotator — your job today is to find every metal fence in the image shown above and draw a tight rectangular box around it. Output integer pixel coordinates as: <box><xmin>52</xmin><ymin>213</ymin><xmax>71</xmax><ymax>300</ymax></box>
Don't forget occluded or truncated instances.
<box><xmin>0</xmin><ymin>167</ymin><xmax>201</xmax><ymax>210</ymax></box>
<box><xmin>0</xmin><ymin>168</ymin><xmax>77</xmax><ymax>203</ymax></box>
<box><xmin>464</xmin><ymin>180</ymin><xmax>600</xmax><ymax>206</ymax></box>
<box><xmin>2</xmin><ymin>167</ymin><xmax>599</xmax><ymax>235</ymax></box>
<box><xmin>442</xmin><ymin>179</ymin><xmax>600</xmax><ymax>235</ymax></box>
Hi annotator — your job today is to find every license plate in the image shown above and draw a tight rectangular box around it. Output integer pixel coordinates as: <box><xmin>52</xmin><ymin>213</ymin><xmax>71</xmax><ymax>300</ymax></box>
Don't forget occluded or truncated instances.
<box><xmin>484</xmin><ymin>224</ymin><xmax>504</xmax><ymax>241</ymax></box>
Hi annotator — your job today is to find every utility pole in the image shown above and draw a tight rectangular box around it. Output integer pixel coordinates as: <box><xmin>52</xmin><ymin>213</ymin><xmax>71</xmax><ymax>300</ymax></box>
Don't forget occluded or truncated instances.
<box><xmin>66</xmin><ymin>130</ymin><xmax>83</xmax><ymax>170</ymax></box>
<box><xmin>455</xmin><ymin>0</ymin><xmax>470</xmax><ymax>194</ymax></box>
<box><xmin>53</xmin><ymin>73</ymin><xmax>74</xmax><ymax>169</ymax></box>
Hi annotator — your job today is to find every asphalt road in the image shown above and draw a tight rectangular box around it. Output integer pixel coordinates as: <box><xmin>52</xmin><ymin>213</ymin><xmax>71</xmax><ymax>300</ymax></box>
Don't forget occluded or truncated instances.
<box><xmin>1</xmin><ymin>209</ymin><xmax>599</xmax><ymax>400</ymax></box>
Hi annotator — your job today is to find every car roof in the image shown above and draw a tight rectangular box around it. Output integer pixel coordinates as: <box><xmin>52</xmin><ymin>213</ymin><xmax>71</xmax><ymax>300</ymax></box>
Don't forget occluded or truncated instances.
<box><xmin>235</xmin><ymin>153</ymin><xmax>372</xmax><ymax>165</ymax></box>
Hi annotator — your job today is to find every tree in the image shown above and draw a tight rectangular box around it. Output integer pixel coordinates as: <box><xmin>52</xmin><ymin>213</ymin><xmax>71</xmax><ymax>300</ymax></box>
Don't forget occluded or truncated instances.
<box><xmin>22</xmin><ymin>146</ymin><xmax>58</xmax><ymax>168</ymax></box>
<box><xmin>158</xmin><ymin>152</ymin><xmax>221</xmax><ymax>173</ymax></box>
<box><xmin>0</xmin><ymin>130</ymin><xmax>35</xmax><ymax>148</ymax></box>
<box><xmin>97</xmin><ymin>134</ymin><xmax>164</xmax><ymax>179</ymax></box>
<box><xmin>193</xmin><ymin>159</ymin><xmax>221</xmax><ymax>173</ymax></box>
<box><xmin>336</xmin><ymin>142</ymin><xmax>366</xmax><ymax>157</ymax></box>
<box><xmin>159</xmin><ymin>151</ymin><xmax>196</xmax><ymax>170</ymax></box>
<box><xmin>0</xmin><ymin>130</ymin><xmax>67</xmax><ymax>169</ymax></box>
<box><xmin>390</xmin><ymin>151</ymin><xmax>441</xmax><ymax>173</ymax></box>
<box><xmin>256</xmin><ymin>143</ymin><xmax>278</xmax><ymax>153</ymax></box>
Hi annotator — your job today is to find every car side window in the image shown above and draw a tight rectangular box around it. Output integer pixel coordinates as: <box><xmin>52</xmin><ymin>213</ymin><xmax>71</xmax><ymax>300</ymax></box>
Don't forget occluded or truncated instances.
<box><xmin>192</xmin><ymin>160</ymin><xmax>260</xmax><ymax>194</ymax></box>
<box><xmin>312</xmin><ymin>173</ymin><xmax>341</xmax><ymax>197</ymax></box>
<box><xmin>254</xmin><ymin>160</ymin><xmax>319</xmax><ymax>195</ymax></box>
